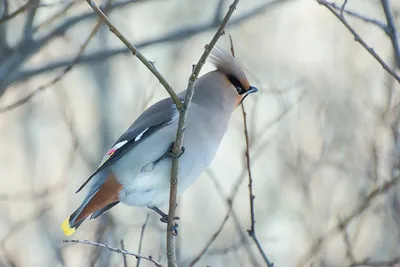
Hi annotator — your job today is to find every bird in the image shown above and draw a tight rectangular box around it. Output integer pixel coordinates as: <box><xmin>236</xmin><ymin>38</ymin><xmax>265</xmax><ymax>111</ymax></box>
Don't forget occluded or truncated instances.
<box><xmin>61</xmin><ymin>47</ymin><xmax>258</xmax><ymax>236</ymax></box>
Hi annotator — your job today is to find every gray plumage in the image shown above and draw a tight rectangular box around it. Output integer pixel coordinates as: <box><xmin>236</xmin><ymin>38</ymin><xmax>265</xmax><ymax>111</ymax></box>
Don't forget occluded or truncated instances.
<box><xmin>62</xmin><ymin>47</ymin><xmax>258</xmax><ymax>234</ymax></box>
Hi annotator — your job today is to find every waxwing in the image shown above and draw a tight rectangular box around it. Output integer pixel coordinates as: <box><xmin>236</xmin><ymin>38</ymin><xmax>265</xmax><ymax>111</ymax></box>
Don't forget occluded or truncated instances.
<box><xmin>62</xmin><ymin>47</ymin><xmax>258</xmax><ymax>236</ymax></box>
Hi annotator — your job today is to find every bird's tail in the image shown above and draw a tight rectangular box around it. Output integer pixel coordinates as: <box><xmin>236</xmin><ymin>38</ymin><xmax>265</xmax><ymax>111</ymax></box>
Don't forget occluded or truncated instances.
<box><xmin>61</xmin><ymin>172</ymin><xmax>122</xmax><ymax>236</ymax></box>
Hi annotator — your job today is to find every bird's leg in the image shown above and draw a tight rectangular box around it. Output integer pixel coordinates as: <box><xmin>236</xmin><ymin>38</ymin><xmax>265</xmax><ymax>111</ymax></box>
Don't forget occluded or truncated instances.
<box><xmin>149</xmin><ymin>206</ymin><xmax>180</xmax><ymax>223</ymax></box>
<box><xmin>142</xmin><ymin>142</ymin><xmax>185</xmax><ymax>172</ymax></box>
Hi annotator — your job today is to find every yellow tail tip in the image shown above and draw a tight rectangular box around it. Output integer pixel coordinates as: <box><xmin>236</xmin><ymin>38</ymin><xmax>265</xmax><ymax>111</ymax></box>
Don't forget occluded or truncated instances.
<box><xmin>61</xmin><ymin>217</ymin><xmax>75</xmax><ymax>236</ymax></box>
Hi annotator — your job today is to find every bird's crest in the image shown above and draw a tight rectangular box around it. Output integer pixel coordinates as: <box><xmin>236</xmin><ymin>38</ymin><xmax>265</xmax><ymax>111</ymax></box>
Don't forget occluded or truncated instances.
<box><xmin>208</xmin><ymin>46</ymin><xmax>250</xmax><ymax>90</ymax></box>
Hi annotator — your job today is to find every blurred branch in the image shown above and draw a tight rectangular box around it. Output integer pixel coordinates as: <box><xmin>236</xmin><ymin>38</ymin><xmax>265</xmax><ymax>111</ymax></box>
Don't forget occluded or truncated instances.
<box><xmin>230</xmin><ymin>35</ymin><xmax>274</xmax><ymax>267</ymax></box>
<box><xmin>0</xmin><ymin>0</ymin><xmax>112</xmax><ymax>113</ymax></box>
<box><xmin>9</xmin><ymin>0</ymin><xmax>290</xmax><ymax>87</ymax></box>
<box><xmin>63</xmin><ymin>240</ymin><xmax>164</xmax><ymax>267</ymax></box>
<box><xmin>121</xmin><ymin>240</ymin><xmax>128</xmax><ymax>267</ymax></box>
<box><xmin>84</xmin><ymin>0</ymin><xmax>183</xmax><ymax>110</ymax></box>
<box><xmin>350</xmin><ymin>257</ymin><xmax>400</xmax><ymax>267</ymax></box>
<box><xmin>0</xmin><ymin>181</ymin><xmax>65</xmax><ymax>201</ymax></box>
<box><xmin>327</xmin><ymin>1</ymin><xmax>389</xmax><ymax>34</ymax></box>
<box><xmin>167</xmin><ymin>1</ymin><xmax>240</xmax><ymax>266</ymax></box>
<box><xmin>0</xmin><ymin>0</ymin><xmax>149</xmax><ymax>95</ymax></box>
<box><xmin>316</xmin><ymin>0</ymin><xmax>400</xmax><ymax>83</ymax></box>
<box><xmin>299</xmin><ymin>175</ymin><xmax>400</xmax><ymax>266</ymax></box>
<box><xmin>0</xmin><ymin>0</ymin><xmax>38</xmax><ymax>24</ymax></box>
<box><xmin>189</xmin><ymin>169</ymin><xmax>259</xmax><ymax>267</ymax></box>
<box><xmin>33</xmin><ymin>1</ymin><xmax>78</xmax><ymax>33</ymax></box>
<box><xmin>381</xmin><ymin>0</ymin><xmax>400</xmax><ymax>68</ymax></box>
<box><xmin>136</xmin><ymin>213</ymin><xmax>150</xmax><ymax>267</ymax></box>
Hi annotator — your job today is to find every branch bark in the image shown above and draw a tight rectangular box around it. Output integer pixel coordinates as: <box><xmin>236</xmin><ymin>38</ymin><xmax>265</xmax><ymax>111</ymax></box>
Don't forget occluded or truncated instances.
<box><xmin>166</xmin><ymin>1</ymin><xmax>240</xmax><ymax>266</ymax></box>
<box><xmin>316</xmin><ymin>0</ymin><xmax>400</xmax><ymax>84</ymax></box>
<box><xmin>63</xmin><ymin>240</ymin><xmax>163</xmax><ymax>267</ymax></box>
<box><xmin>381</xmin><ymin>0</ymin><xmax>400</xmax><ymax>68</ymax></box>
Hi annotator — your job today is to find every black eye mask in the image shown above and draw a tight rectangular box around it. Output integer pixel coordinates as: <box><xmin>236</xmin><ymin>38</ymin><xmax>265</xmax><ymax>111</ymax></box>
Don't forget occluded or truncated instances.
<box><xmin>227</xmin><ymin>74</ymin><xmax>246</xmax><ymax>95</ymax></box>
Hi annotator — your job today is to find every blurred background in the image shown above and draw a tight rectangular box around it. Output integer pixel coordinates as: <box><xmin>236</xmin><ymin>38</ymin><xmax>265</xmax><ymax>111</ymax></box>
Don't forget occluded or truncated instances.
<box><xmin>1</xmin><ymin>0</ymin><xmax>400</xmax><ymax>266</ymax></box>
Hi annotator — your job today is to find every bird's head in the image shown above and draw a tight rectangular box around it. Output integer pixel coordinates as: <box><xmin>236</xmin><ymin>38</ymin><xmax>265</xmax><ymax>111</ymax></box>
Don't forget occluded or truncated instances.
<box><xmin>208</xmin><ymin>46</ymin><xmax>258</xmax><ymax>106</ymax></box>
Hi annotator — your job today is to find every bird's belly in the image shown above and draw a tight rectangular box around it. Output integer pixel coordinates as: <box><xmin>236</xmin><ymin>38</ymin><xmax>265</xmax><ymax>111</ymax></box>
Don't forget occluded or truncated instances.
<box><xmin>112</xmin><ymin>110</ymin><xmax>224</xmax><ymax>207</ymax></box>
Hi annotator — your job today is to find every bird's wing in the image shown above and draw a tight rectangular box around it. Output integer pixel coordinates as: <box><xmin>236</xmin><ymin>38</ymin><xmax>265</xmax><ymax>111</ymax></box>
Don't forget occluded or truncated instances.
<box><xmin>76</xmin><ymin>96</ymin><xmax>182</xmax><ymax>193</ymax></box>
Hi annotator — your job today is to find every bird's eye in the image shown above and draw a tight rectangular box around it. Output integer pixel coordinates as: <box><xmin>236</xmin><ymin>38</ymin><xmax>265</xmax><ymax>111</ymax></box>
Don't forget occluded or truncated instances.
<box><xmin>227</xmin><ymin>74</ymin><xmax>246</xmax><ymax>95</ymax></box>
<box><xmin>236</xmin><ymin>86</ymin><xmax>245</xmax><ymax>94</ymax></box>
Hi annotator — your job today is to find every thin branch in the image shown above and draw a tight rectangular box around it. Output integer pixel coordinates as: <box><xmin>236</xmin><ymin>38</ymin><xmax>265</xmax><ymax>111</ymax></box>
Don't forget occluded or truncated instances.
<box><xmin>327</xmin><ymin>1</ymin><xmax>389</xmax><ymax>34</ymax></box>
<box><xmin>317</xmin><ymin>0</ymin><xmax>400</xmax><ymax>84</ymax></box>
<box><xmin>9</xmin><ymin>0</ymin><xmax>289</xmax><ymax>87</ymax></box>
<box><xmin>188</xmin><ymin>207</ymin><xmax>232</xmax><ymax>267</ymax></box>
<box><xmin>230</xmin><ymin>34</ymin><xmax>274</xmax><ymax>267</ymax></box>
<box><xmin>0</xmin><ymin>0</ymin><xmax>148</xmax><ymax>94</ymax></box>
<box><xmin>166</xmin><ymin>1</ymin><xmax>240</xmax><ymax>266</ymax></box>
<box><xmin>0</xmin><ymin>0</ymin><xmax>38</xmax><ymax>24</ymax></box>
<box><xmin>189</xmin><ymin>169</ymin><xmax>259</xmax><ymax>267</ymax></box>
<box><xmin>242</xmin><ymin>100</ymin><xmax>273</xmax><ymax>267</ymax></box>
<box><xmin>63</xmin><ymin>240</ymin><xmax>163</xmax><ymax>267</ymax></box>
<box><xmin>0</xmin><ymin>0</ymin><xmax>112</xmax><ymax>113</ymax></box>
<box><xmin>120</xmin><ymin>240</ymin><xmax>128</xmax><ymax>267</ymax></box>
<box><xmin>136</xmin><ymin>213</ymin><xmax>150</xmax><ymax>267</ymax></box>
<box><xmin>299</xmin><ymin>175</ymin><xmax>400</xmax><ymax>266</ymax></box>
<box><xmin>85</xmin><ymin>0</ymin><xmax>183</xmax><ymax>111</ymax></box>
<box><xmin>350</xmin><ymin>257</ymin><xmax>400</xmax><ymax>267</ymax></box>
<box><xmin>381</xmin><ymin>0</ymin><xmax>400</xmax><ymax>68</ymax></box>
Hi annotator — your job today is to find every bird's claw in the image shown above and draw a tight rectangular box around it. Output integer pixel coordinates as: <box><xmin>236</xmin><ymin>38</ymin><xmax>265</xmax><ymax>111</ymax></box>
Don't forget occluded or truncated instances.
<box><xmin>167</xmin><ymin>142</ymin><xmax>185</xmax><ymax>159</ymax></box>
<box><xmin>160</xmin><ymin>215</ymin><xmax>180</xmax><ymax>223</ymax></box>
<box><xmin>169</xmin><ymin>223</ymin><xmax>179</xmax><ymax>236</ymax></box>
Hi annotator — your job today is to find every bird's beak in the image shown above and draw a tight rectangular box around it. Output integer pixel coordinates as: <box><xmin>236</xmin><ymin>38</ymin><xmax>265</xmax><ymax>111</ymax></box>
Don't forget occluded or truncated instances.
<box><xmin>246</xmin><ymin>86</ymin><xmax>258</xmax><ymax>94</ymax></box>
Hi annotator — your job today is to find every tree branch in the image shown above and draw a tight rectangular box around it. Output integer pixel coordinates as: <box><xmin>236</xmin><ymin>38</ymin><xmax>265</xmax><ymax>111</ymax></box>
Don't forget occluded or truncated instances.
<box><xmin>7</xmin><ymin>0</ymin><xmax>289</xmax><ymax>88</ymax></box>
<box><xmin>381</xmin><ymin>0</ymin><xmax>400</xmax><ymax>68</ymax></box>
<box><xmin>230</xmin><ymin>34</ymin><xmax>274</xmax><ymax>267</ymax></box>
<box><xmin>327</xmin><ymin>1</ymin><xmax>389</xmax><ymax>35</ymax></box>
<box><xmin>316</xmin><ymin>0</ymin><xmax>400</xmax><ymax>84</ymax></box>
<box><xmin>299</xmin><ymin>175</ymin><xmax>400</xmax><ymax>266</ymax></box>
<box><xmin>242</xmin><ymin>102</ymin><xmax>274</xmax><ymax>267</ymax></box>
<box><xmin>0</xmin><ymin>0</ymin><xmax>112</xmax><ymax>113</ymax></box>
<box><xmin>63</xmin><ymin>240</ymin><xmax>163</xmax><ymax>267</ymax></box>
<box><xmin>166</xmin><ymin>1</ymin><xmax>240</xmax><ymax>266</ymax></box>
<box><xmin>0</xmin><ymin>0</ymin><xmax>38</xmax><ymax>24</ymax></box>
<box><xmin>84</xmin><ymin>0</ymin><xmax>183</xmax><ymax>110</ymax></box>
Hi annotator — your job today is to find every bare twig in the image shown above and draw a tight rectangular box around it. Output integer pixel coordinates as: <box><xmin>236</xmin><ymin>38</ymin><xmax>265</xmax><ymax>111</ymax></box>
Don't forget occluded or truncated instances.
<box><xmin>381</xmin><ymin>0</ymin><xmax>400</xmax><ymax>68</ymax></box>
<box><xmin>339</xmin><ymin>0</ymin><xmax>348</xmax><ymax>17</ymax></box>
<box><xmin>350</xmin><ymin>256</ymin><xmax>400</xmax><ymax>267</ymax></box>
<box><xmin>85</xmin><ymin>0</ymin><xmax>183</xmax><ymax>111</ymax></box>
<box><xmin>9</xmin><ymin>0</ymin><xmax>289</xmax><ymax>87</ymax></box>
<box><xmin>299</xmin><ymin>175</ymin><xmax>400</xmax><ymax>266</ymax></box>
<box><xmin>189</xmin><ymin>169</ymin><xmax>259</xmax><ymax>267</ymax></box>
<box><xmin>0</xmin><ymin>0</ymin><xmax>151</xmax><ymax>95</ymax></box>
<box><xmin>166</xmin><ymin>1</ymin><xmax>240</xmax><ymax>266</ymax></box>
<box><xmin>317</xmin><ymin>0</ymin><xmax>400</xmax><ymax>84</ymax></box>
<box><xmin>120</xmin><ymin>240</ymin><xmax>128</xmax><ymax>267</ymax></box>
<box><xmin>327</xmin><ymin>1</ymin><xmax>389</xmax><ymax>34</ymax></box>
<box><xmin>0</xmin><ymin>0</ymin><xmax>38</xmax><ymax>24</ymax></box>
<box><xmin>136</xmin><ymin>213</ymin><xmax>150</xmax><ymax>267</ymax></box>
<box><xmin>63</xmin><ymin>240</ymin><xmax>163</xmax><ymax>267</ymax></box>
<box><xmin>189</xmin><ymin>207</ymin><xmax>232</xmax><ymax>267</ymax></box>
<box><xmin>0</xmin><ymin>0</ymin><xmax>112</xmax><ymax>113</ymax></box>
<box><xmin>230</xmin><ymin>34</ymin><xmax>274</xmax><ymax>267</ymax></box>
<box><xmin>242</xmin><ymin>97</ymin><xmax>273</xmax><ymax>267</ymax></box>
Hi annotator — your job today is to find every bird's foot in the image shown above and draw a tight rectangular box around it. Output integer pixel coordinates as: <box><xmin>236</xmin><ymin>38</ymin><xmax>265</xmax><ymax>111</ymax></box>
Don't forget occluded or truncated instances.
<box><xmin>149</xmin><ymin>206</ymin><xmax>180</xmax><ymax>223</ymax></box>
<box><xmin>169</xmin><ymin>223</ymin><xmax>179</xmax><ymax>236</ymax></box>
<box><xmin>167</xmin><ymin>142</ymin><xmax>185</xmax><ymax>160</ymax></box>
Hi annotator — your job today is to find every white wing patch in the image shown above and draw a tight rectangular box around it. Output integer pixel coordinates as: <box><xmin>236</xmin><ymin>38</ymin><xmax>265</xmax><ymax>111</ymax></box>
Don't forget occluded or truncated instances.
<box><xmin>100</xmin><ymin>140</ymin><xmax>128</xmax><ymax>165</ymax></box>
<box><xmin>134</xmin><ymin>127</ymin><xmax>149</xmax><ymax>142</ymax></box>
<box><xmin>113</xmin><ymin>140</ymin><xmax>128</xmax><ymax>149</ymax></box>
